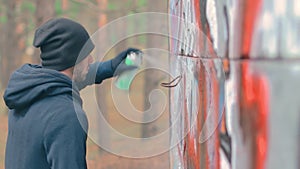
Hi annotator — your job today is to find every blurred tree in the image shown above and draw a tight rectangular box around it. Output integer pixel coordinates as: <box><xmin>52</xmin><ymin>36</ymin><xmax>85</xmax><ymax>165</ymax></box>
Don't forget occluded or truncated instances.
<box><xmin>97</xmin><ymin>0</ymin><xmax>107</xmax><ymax>28</ymax></box>
<box><xmin>142</xmin><ymin>0</ymin><xmax>156</xmax><ymax>138</ymax></box>
<box><xmin>96</xmin><ymin>0</ymin><xmax>110</xmax><ymax>154</ymax></box>
<box><xmin>1</xmin><ymin>0</ymin><xmax>24</xmax><ymax>88</ymax></box>
<box><xmin>32</xmin><ymin>0</ymin><xmax>55</xmax><ymax>64</ymax></box>
<box><xmin>142</xmin><ymin>0</ymin><xmax>169</xmax><ymax>138</ymax></box>
<box><xmin>0</xmin><ymin>2</ymin><xmax>5</xmax><ymax>88</ymax></box>
<box><xmin>35</xmin><ymin>0</ymin><xmax>55</xmax><ymax>29</ymax></box>
<box><xmin>62</xmin><ymin>0</ymin><xmax>69</xmax><ymax>11</ymax></box>
<box><xmin>0</xmin><ymin>0</ymin><xmax>37</xmax><ymax>87</ymax></box>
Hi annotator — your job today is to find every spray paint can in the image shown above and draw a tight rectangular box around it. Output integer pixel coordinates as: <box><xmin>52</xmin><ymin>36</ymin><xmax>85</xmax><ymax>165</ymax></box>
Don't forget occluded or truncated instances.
<box><xmin>114</xmin><ymin>51</ymin><xmax>142</xmax><ymax>90</ymax></box>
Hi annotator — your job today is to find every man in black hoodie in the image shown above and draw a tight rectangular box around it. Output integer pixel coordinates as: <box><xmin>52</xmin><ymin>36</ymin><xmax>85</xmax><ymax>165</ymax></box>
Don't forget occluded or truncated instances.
<box><xmin>3</xmin><ymin>18</ymin><xmax>140</xmax><ymax>169</ymax></box>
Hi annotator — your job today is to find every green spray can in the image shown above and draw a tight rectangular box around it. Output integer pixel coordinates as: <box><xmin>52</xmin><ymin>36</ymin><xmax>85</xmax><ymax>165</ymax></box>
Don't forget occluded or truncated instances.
<box><xmin>114</xmin><ymin>51</ymin><xmax>142</xmax><ymax>90</ymax></box>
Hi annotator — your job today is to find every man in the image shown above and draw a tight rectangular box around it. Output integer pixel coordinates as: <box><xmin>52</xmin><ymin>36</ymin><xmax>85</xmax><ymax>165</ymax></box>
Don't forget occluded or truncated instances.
<box><xmin>3</xmin><ymin>18</ymin><xmax>140</xmax><ymax>169</ymax></box>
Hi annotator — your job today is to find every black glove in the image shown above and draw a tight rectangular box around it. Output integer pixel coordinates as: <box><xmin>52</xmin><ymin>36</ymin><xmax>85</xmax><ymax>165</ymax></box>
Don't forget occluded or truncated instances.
<box><xmin>111</xmin><ymin>48</ymin><xmax>142</xmax><ymax>76</ymax></box>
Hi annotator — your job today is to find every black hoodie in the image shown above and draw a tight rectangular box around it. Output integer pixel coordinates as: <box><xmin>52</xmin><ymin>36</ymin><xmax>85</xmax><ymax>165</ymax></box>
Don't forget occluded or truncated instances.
<box><xmin>3</xmin><ymin>62</ymin><xmax>113</xmax><ymax>169</ymax></box>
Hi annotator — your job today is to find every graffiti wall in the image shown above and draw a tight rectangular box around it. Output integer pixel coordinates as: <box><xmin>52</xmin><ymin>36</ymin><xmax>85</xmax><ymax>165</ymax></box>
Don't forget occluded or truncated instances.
<box><xmin>169</xmin><ymin>0</ymin><xmax>300</xmax><ymax>169</ymax></box>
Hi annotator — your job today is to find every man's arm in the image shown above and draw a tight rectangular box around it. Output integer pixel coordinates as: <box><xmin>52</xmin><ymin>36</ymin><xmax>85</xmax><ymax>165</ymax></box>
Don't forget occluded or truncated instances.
<box><xmin>76</xmin><ymin>60</ymin><xmax>114</xmax><ymax>90</ymax></box>
<box><xmin>76</xmin><ymin>48</ymin><xmax>141</xmax><ymax>90</ymax></box>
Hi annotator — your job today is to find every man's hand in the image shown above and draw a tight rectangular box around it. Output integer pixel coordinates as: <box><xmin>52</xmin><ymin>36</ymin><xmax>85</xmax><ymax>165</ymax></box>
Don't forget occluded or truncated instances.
<box><xmin>111</xmin><ymin>48</ymin><xmax>142</xmax><ymax>76</ymax></box>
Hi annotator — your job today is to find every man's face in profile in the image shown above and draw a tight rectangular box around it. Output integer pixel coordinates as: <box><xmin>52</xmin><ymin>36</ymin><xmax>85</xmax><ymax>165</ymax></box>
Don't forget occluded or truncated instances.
<box><xmin>73</xmin><ymin>54</ymin><xmax>94</xmax><ymax>83</ymax></box>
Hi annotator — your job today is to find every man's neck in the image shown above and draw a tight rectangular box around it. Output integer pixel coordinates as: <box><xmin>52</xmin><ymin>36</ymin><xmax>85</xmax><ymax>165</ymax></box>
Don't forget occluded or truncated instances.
<box><xmin>60</xmin><ymin>68</ymin><xmax>73</xmax><ymax>80</ymax></box>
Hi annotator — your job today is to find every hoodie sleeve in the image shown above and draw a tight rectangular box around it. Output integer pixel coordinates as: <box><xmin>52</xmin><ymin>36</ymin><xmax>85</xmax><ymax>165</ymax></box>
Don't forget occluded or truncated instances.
<box><xmin>76</xmin><ymin>60</ymin><xmax>114</xmax><ymax>90</ymax></box>
<box><xmin>43</xmin><ymin>106</ymin><xmax>88</xmax><ymax>169</ymax></box>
